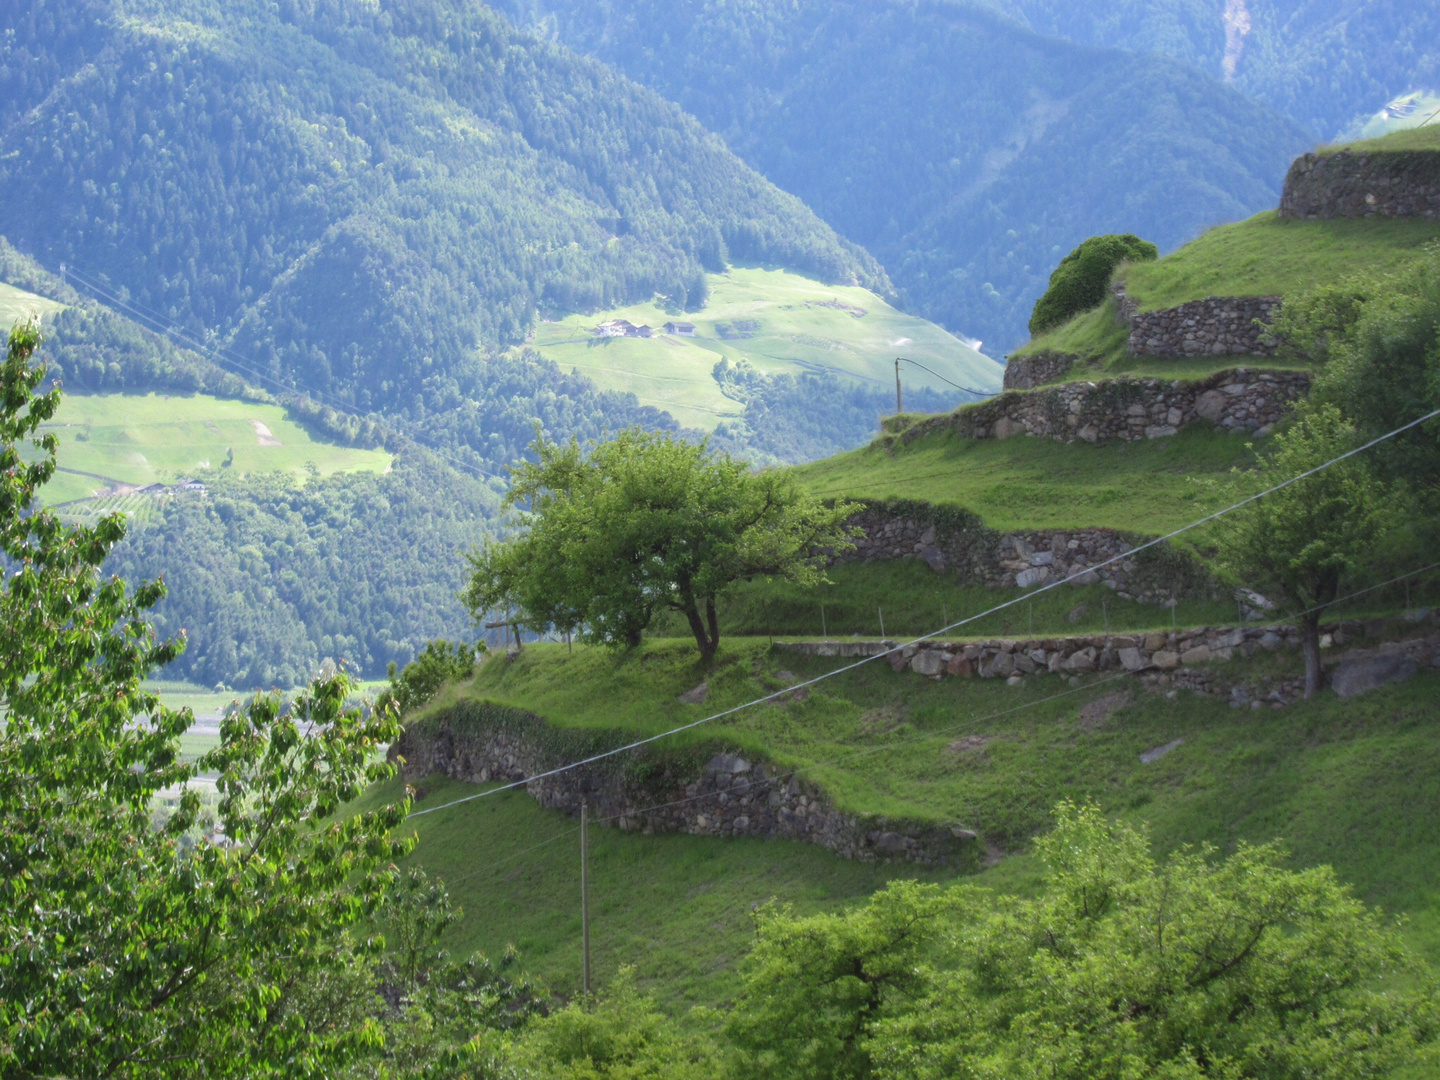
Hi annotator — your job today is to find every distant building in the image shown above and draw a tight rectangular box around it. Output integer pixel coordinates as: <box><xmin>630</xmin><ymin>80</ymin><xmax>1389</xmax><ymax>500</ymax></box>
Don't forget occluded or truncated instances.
<box><xmin>594</xmin><ymin>319</ymin><xmax>655</xmax><ymax>338</ymax></box>
<box><xmin>176</xmin><ymin>478</ymin><xmax>205</xmax><ymax>493</ymax></box>
<box><xmin>665</xmin><ymin>321</ymin><xmax>696</xmax><ymax>336</ymax></box>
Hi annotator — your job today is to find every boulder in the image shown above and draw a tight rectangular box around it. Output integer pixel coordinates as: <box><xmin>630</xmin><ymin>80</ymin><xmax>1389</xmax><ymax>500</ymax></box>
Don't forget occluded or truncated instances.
<box><xmin>705</xmin><ymin>753</ymin><xmax>751</xmax><ymax>775</ymax></box>
<box><xmin>1332</xmin><ymin>653</ymin><xmax>1419</xmax><ymax>699</ymax></box>
<box><xmin>678</xmin><ymin>681</ymin><xmax>709</xmax><ymax>704</ymax></box>
<box><xmin>1016</xmin><ymin>566</ymin><xmax>1052</xmax><ymax>589</ymax></box>
<box><xmin>1151</xmin><ymin>650</ymin><xmax>1180</xmax><ymax>669</ymax></box>
<box><xmin>911</xmin><ymin>650</ymin><xmax>945</xmax><ymax>676</ymax></box>
<box><xmin>1195</xmin><ymin>389</ymin><xmax>1227</xmax><ymax>422</ymax></box>
<box><xmin>1179</xmin><ymin>645</ymin><xmax>1211</xmax><ymax>666</ymax></box>
<box><xmin>1117</xmin><ymin>646</ymin><xmax>1147</xmax><ymax>672</ymax></box>
<box><xmin>946</xmin><ymin>654</ymin><xmax>974</xmax><ymax>678</ymax></box>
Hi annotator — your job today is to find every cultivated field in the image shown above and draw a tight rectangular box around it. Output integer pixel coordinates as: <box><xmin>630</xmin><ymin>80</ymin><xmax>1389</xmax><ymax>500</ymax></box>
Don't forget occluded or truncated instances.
<box><xmin>531</xmin><ymin>265</ymin><xmax>1002</xmax><ymax>430</ymax></box>
<box><xmin>31</xmin><ymin>392</ymin><xmax>391</xmax><ymax>505</ymax></box>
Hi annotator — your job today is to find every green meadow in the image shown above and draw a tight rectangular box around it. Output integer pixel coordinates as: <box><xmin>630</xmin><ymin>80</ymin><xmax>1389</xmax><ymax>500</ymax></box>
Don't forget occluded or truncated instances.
<box><xmin>530</xmin><ymin>265</ymin><xmax>1001</xmax><ymax>430</ymax></box>
<box><xmin>788</xmin><ymin>421</ymin><xmax>1255</xmax><ymax>534</ymax></box>
<box><xmin>31</xmin><ymin>392</ymin><xmax>391</xmax><ymax>505</ymax></box>
<box><xmin>0</xmin><ymin>281</ymin><xmax>64</xmax><ymax>327</ymax></box>
<box><xmin>384</xmin><ymin>646</ymin><xmax>1440</xmax><ymax>1006</ymax></box>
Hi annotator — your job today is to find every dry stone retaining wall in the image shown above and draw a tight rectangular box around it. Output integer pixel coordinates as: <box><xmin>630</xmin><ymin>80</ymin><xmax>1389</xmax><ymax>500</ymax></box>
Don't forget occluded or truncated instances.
<box><xmin>1114</xmin><ymin>285</ymin><xmax>1280</xmax><ymax>358</ymax></box>
<box><xmin>780</xmin><ymin>622</ymin><xmax>1438</xmax><ymax>703</ymax></box>
<box><xmin>838</xmin><ymin>506</ymin><xmax>1212</xmax><ymax>603</ymax></box>
<box><xmin>1280</xmin><ymin>150</ymin><xmax>1440</xmax><ymax>220</ymax></box>
<box><xmin>897</xmin><ymin>367</ymin><xmax>1309</xmax><ymax>447</ymax></box>
<box><xmin>391</xmin><ymin>703</ymin><xmax>971</xmax><ymax>865</ymax></box>
<box><xmin>1003</xmin><ymin>351</ymin><xmax>1076</xmax><ymax>390</ymax></box>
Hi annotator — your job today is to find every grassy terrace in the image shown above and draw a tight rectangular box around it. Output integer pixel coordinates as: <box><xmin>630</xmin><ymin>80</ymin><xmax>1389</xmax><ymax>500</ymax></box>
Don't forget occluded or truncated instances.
<box><xmin>788</xmin><ymin>421</ymin><xmax>1255</xmax><ymax>534</ymax></box>
<box><xmin>29</xmin><ymin>392</ymin><xmax>392</xmax><ymax>505</ymax></box>
<box><xmin>1321</xmin><ymin>122</ymin><xmax>1440</xmax><ymax>154</ymax></box>
<box><xmin>388</xmin><ymin>647</ymin><xmax>1440</xmax><ymax>1006</ymax></box>
<box><xmin>530</xmin><ymin>265</ymin><xmax>1000</xmax><ymax>430</ymax></box>
<box><xmin>1118</xmin><ymin>211</ymin><xmax>1440</xmax><ymax>312</ymax></box>
<box><xmin>0</xmin><ymin>281</ymin><xmax>64</xmax><ymax>327</ymax></box>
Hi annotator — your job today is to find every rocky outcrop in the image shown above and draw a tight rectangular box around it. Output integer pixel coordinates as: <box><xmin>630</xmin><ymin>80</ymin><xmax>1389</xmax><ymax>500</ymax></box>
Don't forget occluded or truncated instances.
<box><xmin>392</xmin><ymin>702</ymin><xmax>973</xmax><ymax>865</ymax></box>
<box><xmin>836</xmin><ymin>506</ymin><xmax>1214</xmax><ymax>603</ymax></box>
<box><xmin>1115</xmin><ymin>285</ymin><xmax>1280</xmax><ymax>358</ymax></box>
<box><xmin>896</xmin><ymin>367</ymin><xmax>1309</xmax><ymax>447</ymax></box>
<box><xmin>1280</xmin><ymin>150</ymin><xmax>1440</xmax><ymax>220</ymax></box>
<box><xmin>1003</xmin><ymin>351</ymin><xmax>1076</xmax><ymax>390</ymax></box>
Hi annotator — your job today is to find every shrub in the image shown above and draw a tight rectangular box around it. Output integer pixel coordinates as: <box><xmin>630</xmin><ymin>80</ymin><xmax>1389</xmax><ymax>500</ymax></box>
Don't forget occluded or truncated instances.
<box><xmin>1029</xmin><ymin>233</ymin><xmax>1158</xmax><ymax>335</ymax></box>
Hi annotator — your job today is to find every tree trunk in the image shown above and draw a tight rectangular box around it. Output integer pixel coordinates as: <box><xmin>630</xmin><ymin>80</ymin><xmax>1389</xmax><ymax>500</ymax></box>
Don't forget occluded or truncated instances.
<box><xmin>681</xmin><ymin>601</ymin><xmax>717</xmax><ymax>662</ymax></box>
<box><xmin>1301</xmin><ymin>611</ymin><xmax>1323</xmax><ymax>699</ymax></box>
<box><xmin>706</xmin><ymin>597</ymin><xmax>720</xmax><ymax>656</ymax></box>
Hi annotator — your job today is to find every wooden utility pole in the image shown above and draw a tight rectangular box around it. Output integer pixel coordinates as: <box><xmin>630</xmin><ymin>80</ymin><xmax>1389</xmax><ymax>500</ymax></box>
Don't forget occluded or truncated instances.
<box><xmin>580</xmin><ymin>799</ymin><xmax>591</xmax><ymax>995</ymax></box>
<box><xmin>894</xmin><ymin>357</ymin><xmax>903</xmax><ymax>413</ymax></box>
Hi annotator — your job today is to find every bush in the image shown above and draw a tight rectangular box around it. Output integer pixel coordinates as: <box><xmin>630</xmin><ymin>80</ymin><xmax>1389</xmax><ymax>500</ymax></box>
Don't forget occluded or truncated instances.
<box><xmin>378</xmin><ymin>639</ymin><xmax>483</xmax><ymax>717</ymax></box>
<box><xmin>1028</xmin><ymin>233</ymin><xmax>1158</xmax><ymax>335</ymax></box>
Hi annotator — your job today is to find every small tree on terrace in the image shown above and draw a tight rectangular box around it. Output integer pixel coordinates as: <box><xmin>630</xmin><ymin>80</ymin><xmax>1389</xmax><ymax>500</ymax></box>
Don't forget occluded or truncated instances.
<box><xmin>1214</xmin><ymin>405</ymin><xmax>1397</xmax><ymax>699</ymax></box>
<box><xmin>464</xmin><ymin>428</ymin><xmax>858</xmax><ymax>661</ymax></box>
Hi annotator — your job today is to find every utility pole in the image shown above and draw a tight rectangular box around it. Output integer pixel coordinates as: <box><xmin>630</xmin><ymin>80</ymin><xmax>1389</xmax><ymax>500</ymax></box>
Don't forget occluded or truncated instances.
<box><xmin>580</xmin><ymin>799</ymin><xmax>591</xmax><ymax>995</ymax></box>
<box><xmin>894</xmin><ymin>357</ymin><xmax>903</xmax><ymax>414</ymax></box>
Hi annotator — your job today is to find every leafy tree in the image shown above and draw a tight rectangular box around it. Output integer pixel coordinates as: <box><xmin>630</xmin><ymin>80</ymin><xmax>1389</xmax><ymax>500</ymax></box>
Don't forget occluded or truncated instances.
<box><xmin>378</xmin><ymin>639</ymin><xmax>484</xmax><ymax>718</ymax></box>
<box><xmin>1029</xmin><ymin>233</ymin><xmax>1159</xmax><ymax>335</ymax></box>
<box><xmin>0</xmin><ymin>320</ymin><xmax>411</xmax><ymax>1078</ymax></box>
<box><xmin>504</xmin><ymin>967</ymin><xmax>719</xmax><ymax>1080</ymax></box>
<box><xmin>1213</xmin><ymin>404</ymin><xmax>1396</xmax><ymax>698</ymax></box>
<box><xmin>1274</xmin><ymin>258</ymin><xmax>1440</xmax><ymax>502</ymax></box>
<box><xmin>726</xmin><ymin>881</ymin><xmax>968</xmax><ymax>1080</ymax></box>
<box><xmin>464</xmin><ymin>429</ymin><xmax>859</xmax><ymax>660</ymax></box>
<box><xmin>727</xmin><ymin>801</ymin><xmax>1439</xmax><ymax>1080</ymax></box>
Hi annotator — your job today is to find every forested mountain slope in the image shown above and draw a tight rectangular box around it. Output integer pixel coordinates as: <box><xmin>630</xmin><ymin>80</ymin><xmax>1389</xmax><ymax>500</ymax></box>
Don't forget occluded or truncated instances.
<box><xmin>498</xmin><ymin>0</ymin><xmax>1306</xmax><ymax>351</ymax></box>
<box><xmin>0</xmin><ymin>0</ymin><xmax>881</xmax><ymax>431</ymax></box>
<box><xmin>992</xmin><ymin>0</ymin><xmax>1440</xmax><ymax>140</ymax></box>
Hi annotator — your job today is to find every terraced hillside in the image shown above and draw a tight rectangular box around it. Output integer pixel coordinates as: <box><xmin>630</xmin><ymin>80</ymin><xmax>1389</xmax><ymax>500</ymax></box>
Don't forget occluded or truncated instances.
<box><xmin>377</xmin><ymin>136</ymin><xmax>1440</xmax><ymax>1034</ymax></box>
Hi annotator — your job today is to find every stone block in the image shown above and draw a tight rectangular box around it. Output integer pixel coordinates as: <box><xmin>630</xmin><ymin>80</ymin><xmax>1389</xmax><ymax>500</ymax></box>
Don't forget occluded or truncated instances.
<box><xmin>1332</xmin><ymin>653</ymin><xmax>1418</xmax><ymax>698</ymax></box>
<box><xmin>1143</xmin><ymin>633</ymin><xmax>1167</xmax><ymax>651</ymax></box>
<box><xmin>911</xmin><ymin>650</ymin><xmax>945</xmax><ymax>676</ymax></box>
<box><xmin>1180</xmin><ymin>645</ymin><xmax>1212</xmax><ymax>666</ymax></box>
<box><xmin>946</xmin><ymin>654</ymin><xmax>974</xmax><ymax>678</ymax></box>
<box><xmin>1152</xmin><ymin>649</ymin><xmax>1180</xmax><ymax>669</ymax></box>
<box><xmin>1015</xmin><ymin>566</ymin><xmax>1052</xmax><ymax>588</ymax></box>
<box><xmin>1118</xmin><ymin>647</ymin><xmax>1147</xmax><ymax>672</ymax></box>
<box><xmin>1195</xmin><ymin>389</ymin><xmax>1227</xmax><ymax>421</ymax></box>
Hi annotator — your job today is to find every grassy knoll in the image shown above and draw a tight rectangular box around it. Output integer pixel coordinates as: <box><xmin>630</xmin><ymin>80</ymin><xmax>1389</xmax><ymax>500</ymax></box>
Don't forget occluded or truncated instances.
<box><xmin>1323</xmin><ymin>120</ymin><xmax>1440</xmax><ymax>155</ymax></box>
<box><xmin>0</xmin><ymin>281</ymin><xmax>64</xmax><ymax>327</ymax></box>
<box><xmin>388</xmin><ymin>650</ymin><xmax>1440</xmax><ymax>1006</ymax></box>
<box><xmin>788</xmin><ymin>421</ymin><xmax>1256</xmax><ymax>534</ymax></box>
<box><xmin>530</xmin><ymin>265</ymin><xmax>1000</xmax><ymax>430</ymax></box>
<box><xmin>1118</xmin><ymin>211</ymin><xmax>1440</xmax><ymax>312</ymax></box>
<box><xmin>29</xmin><ymin>392</ymin><xmax>391</xmax><ymax>505</ymax></box>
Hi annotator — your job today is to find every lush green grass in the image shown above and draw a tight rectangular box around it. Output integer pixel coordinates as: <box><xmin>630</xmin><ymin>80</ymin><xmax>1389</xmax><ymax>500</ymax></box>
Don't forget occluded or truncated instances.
<box><xmin>27</xmin><ymin>392</ymin><xmax>391</xmax><ymax>505</ymax></box>
<box><xmin>650</xmin><ymin>559</ymin><xmax>1237</xmax><ymax>642</ymax></box>
<box><xmin>788</xmin><ymin>421</ymin><xmax>1256</xmax><ymax>533</ymax></box>
<box><xmin>1013</xmin><ymin>294</ymin><xmax>1315</xmax><ymax>379</ymax></box>
<box><xmin>0</xmin><ymin>281</ymin><xmax>64</xmax><ymax>328</ymax></box>
<box><xmin>1323</xmin><ymin>117</ymin><xmax>1440</xmax><ymax>154</ymax></box>
<box><xmin>1118</xmin><ymin>211</ymin><xmax>1440</xmax><ymax>312</ymax></box>
<box><xmin>389</xmin><ymin>653</ymin><xmax>1440</xmax><ymax>1006</ymax></box>
<box><xmin>530</xmin><ymin>265</ymin><xmax>1000</xmax><ymax>430</ymax></box>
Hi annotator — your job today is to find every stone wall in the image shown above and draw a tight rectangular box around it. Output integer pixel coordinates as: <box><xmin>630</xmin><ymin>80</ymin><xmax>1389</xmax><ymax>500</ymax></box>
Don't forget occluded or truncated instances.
<box><xmin>837</xmin><ymin>506</ymin><xmax>1212</xmax><ymax>603</ymax></box>
<box><xmin>1003</xmin><ymin>350</ymin><xmax>1076</xmax><ymax>390</ymax></box>
<box><xmin>1114</xmin><ymin>285</ymin><xmax>1280</xmax><ymax>358</ymax></box>
<box><xmin>1280</xmin><ymin>150</ymin><xmax>1440</xmax><ymax>220</ymax></box>
<box><xmin>392</xmin><ymin>702</ymin><xmax>973</xmax><ymax>865</ymax></box>
<box><xmin>896</xmin><ymin>367</ymin><xmax>1309</xmax><ymax>447</ymax></box>
<box><xmin>779</xmin><ymin>622</ymin><xmax>1439</xmax><ymax>702</ymax></box>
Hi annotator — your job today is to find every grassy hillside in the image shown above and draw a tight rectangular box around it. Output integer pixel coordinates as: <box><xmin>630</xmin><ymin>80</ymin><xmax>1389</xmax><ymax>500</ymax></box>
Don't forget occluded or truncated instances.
<box><xmin>390</xmin><ymin>645</ymin><xmax>1440</xmax><ymax>1005</ymax></box>
<box><xmin>1324</xmin><ymin>121</ymin><xmax>1440</xmax><ymax>154</ymax></box>
<box><xmin>0</xmin><ymin>281</ymin><xmax>63</xmax><ymax>327</ymax></box>
<box><xmin>1118</xmin><ymin>211</ymin><xmax>1440</xmax><ymax>311</ymax></box>
<box><xmin>788</xmin><ymin>421</ymin><xmax>1254</xmax><ymax>534</ymax></box>
<box><xmin>531</xmin><ymin>266</ymin><xmax>999</xmax><ymax>430</ymax></box>
<box><xmin>1012</xmin><ymin>208</ymin><xmax>1440</xmax><ymax>371</ymax></box>
<box><xmin>30</xmin><ymin>393</ymin><xmax>391</xmax><ymax>506</ymax></box>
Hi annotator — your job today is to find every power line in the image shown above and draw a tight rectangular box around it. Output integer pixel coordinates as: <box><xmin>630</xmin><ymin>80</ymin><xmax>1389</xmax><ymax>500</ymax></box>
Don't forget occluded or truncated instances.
<box><xmin>404</xmin><ymin>402</ymin><xmax>1440</xmax><ymax>820</ymax></box>
<box><xmin>418</xmin><ymin>554</ymin><xmax>1440</xmax><ymax>888</ymax></box>
<box><xmin>58</xmin><ymin>265</ymin><xmax>515</xmax><ymax>486</ymax></box>
<box><xmin>896</xmin><ymin>356</ymin><xmax>999</xmax><ymax>398</ymax></box>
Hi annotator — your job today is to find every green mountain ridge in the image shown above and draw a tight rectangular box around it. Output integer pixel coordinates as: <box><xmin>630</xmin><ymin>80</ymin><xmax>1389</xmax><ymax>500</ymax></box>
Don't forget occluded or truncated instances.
<box><xmin>0</xmin><ymin>0</ymin><xmax>882</xmax><ymax>427</ymax></box>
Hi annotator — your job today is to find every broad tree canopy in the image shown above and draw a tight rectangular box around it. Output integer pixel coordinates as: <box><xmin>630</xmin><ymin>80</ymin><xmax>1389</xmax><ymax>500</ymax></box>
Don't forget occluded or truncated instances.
<box><xmin>465</xmin><ymin>429</ymin><xmax>857</xmax><ymax>659</ymax></box>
